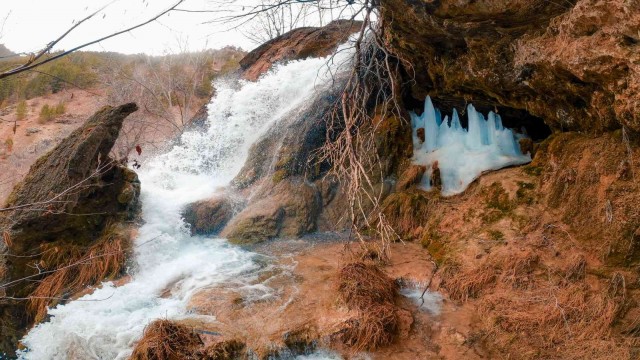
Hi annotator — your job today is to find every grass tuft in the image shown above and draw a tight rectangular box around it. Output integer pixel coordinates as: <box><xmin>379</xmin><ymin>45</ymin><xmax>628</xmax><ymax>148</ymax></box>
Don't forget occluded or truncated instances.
<box><xmin>336</xmin><ymin>262</ymin><xmax>403</xmax><ymax>352</ymax></box>
<box><xmin>28</xmin><ymin>236</ymin><xmax>127</xmax><ymax>323</ymax></box>
<box><xmin>130</xmin><ymin>319</ymin><xmax>202</xmax><ymax>360</ymax></box>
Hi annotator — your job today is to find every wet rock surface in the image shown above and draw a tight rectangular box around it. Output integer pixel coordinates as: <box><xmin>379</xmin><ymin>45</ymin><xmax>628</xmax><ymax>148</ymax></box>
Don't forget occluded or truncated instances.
<box><xmin>221</xmin><ymin>179</ymin><xmax>323</xmax><ymax>244</ymax></box>
<box><xmin>183</xmin><ymin>195</ymin><xmax>237</xmax><ymax>236</ymax></box>
<box><xmin>183</xmin><ymin>240</ymin><xmax>442</xmax><ymax>359</ymax></box>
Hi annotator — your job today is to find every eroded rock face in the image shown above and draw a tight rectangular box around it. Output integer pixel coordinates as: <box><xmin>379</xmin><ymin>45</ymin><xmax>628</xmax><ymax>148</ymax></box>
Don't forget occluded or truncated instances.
<box><xmin>239</xmin><ymin>20</ymin><xmax>361</xmax><ymax>81</ymax></box>
<box><xmin>381</xmin><ymin>0</ymin><xmax>640</xmax><ymax>133</ymax></box>
<box><xmin>1</xmin><ymin>104</ymin><xmax>140</xmax><ymax>254</ymax></box>
<box><xmin>0</xmin><ymin>104</ymin><xmax>140</xmax><ymax>355</ymax></box>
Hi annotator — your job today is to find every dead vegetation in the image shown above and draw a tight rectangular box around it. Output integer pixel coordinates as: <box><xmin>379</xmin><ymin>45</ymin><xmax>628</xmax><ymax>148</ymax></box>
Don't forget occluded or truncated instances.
<box><xmin>438</xmin><ymin>240</ymin><xmax>634</xmax><ymax>359</ymax></box>
<box><xmin>339</xmin><ymin>302</ymin><xmax>399</xmax><ymax>352</ymax></box>
<box><xmin>335</xmin><ymin>262</ymin><xmax>406</xmax><ymax>352</ymax></box>
<box><xmin>564</xmin><ymin>254</ymin><xmax>586</xmax><ymax>281</ymax></box>
<box><xmin>318</xmin><ymin>0</ymin><xmax>414</xmax><ymax>259</ymax></box>
<box><xmin>337</xmin><ymin>262</ymin><xmax>398</xmax><ymax>309</ymax></box>
<box><xmin>129</xmin><ymin>319</ymin><xmax>202</xmax><ymax>360</ymax></box>
<box><xmin>441</xmin><ymin>264</ymin><xmax>497</xmax><ymax>302</ymax></box>
<box><xmin>479</xmin><ymin>279</ymin><xmax>629</xmax><ymax>360</ymax></box>
<box><xmin>381</xmin><ymin>191</ymin><xmax>432</xmax><ymax>240</ymax></box>
<box><xmin>196</xmin><ymin>340</ymin><xmax>246</xmax><ymax>360</ymax></box>
<box><xmin>414</xmin><ymin>138</ymin><xmax>640</xmax><ymax>358</ymax></box>
<box><xmin>27</xmin><ymin>234</ymin><xmax>128</xmax><ymax>323</ymax></box>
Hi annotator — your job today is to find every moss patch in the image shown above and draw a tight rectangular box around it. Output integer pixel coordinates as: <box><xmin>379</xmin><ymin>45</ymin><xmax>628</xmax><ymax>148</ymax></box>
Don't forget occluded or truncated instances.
<box><xmin>421</xmin><ymin>228</ymin><xmax>449</xmax><ymax>265</ymax></box>
<box><xmin>522</xmin><ymin>165</ymin><xmax>543</xmax><ymax>177</ymax></box>
<box><xmin>481</xmin><ymin>182</ymin><xmax>514</xmax><ymax>223</ymax></box>
<box><xmin>382</xmin><ymin>191</ymin><xmax>432</xmax><ymax>240</ymax></box>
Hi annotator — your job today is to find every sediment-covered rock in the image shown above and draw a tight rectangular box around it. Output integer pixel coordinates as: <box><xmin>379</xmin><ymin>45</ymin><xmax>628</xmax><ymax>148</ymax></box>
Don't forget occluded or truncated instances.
<box><xmin>221</xmin><ymin>179</ymin><xmax>322</xmax><ymax>244</ymax></box>
<box><xmin>239</xmin><ymin>20</ymin><xmax>361</xmax><ymax>81</ymax></box>
<box><xmin>381</xmin><ymin>0</ymin><xmax>640</xmax><ymax>133</ymax></box>
<box><xmin>0</xmin><ymin>104</ymin><xmax>140</xmax><ymax>355</ymax></box>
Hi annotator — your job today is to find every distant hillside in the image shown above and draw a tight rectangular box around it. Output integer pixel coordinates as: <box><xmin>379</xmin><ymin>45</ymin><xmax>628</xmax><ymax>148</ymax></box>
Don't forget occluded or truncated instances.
<box><xmin>0</xmin><ymin>46</ymin><xmax>246</xmax><ymax>107</ymax></box>
<box><xmin>0</xmin><ymin>43</ymin><xmax>15</xmax><ymax>57</ymax></box>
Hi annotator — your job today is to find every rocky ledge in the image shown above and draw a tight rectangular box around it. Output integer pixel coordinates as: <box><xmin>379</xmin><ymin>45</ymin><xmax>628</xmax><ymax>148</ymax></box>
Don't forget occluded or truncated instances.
<box><xmin>0</xmin><ymin>104</ymin><xmax>141</xmax><ymax>355</ymax></box>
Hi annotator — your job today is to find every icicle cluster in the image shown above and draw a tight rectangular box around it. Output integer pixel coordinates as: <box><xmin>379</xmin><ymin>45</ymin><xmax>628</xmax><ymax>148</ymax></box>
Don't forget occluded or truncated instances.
<box><xmin>410</xmin><ymin>96</ymin><xmax>531</xmax><ymax>195</ymax></box>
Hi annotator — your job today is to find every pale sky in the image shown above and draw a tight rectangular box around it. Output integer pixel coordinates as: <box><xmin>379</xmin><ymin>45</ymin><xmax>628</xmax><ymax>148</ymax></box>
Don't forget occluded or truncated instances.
<box><xmin>0</xmin><ymin>0</ymin><xmax>312</xmax><ymax>55</ymax></box>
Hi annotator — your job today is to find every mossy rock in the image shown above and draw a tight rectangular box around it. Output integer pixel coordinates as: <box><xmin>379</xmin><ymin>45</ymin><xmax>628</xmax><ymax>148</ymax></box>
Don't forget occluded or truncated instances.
<box><xmin>183</xmin><ymin>196</ymin><xmax>236</xmax><ymax>235</ymax></box>
<box><xmin>0</xmin><ymin>103</ymin><xmax>140</xmax><ymax>356</ymax></box>
<box><xmin>382</xmin><ymin>191</ymin><xmax>432</xmax><ymax>240</ymax></box>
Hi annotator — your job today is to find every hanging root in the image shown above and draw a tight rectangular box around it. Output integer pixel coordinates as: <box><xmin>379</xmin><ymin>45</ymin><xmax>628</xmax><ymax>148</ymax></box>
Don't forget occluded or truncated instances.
<box><xmin>318</xmin><ymin>0</ymin><xmax>414</xmax><ymax>260</ymax></box>
<box><xmin>28</xmin><ymin>234</ymin><xmax>129</xmax><ymax>323</ymax></box>
<box><xmin>130</xmin><ymin>319</ymin><xmax>202</xmax><ymax>360</ymax></box>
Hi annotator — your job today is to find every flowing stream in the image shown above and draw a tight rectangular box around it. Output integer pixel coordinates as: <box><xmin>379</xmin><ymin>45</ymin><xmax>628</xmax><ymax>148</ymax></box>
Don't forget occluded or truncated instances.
<box><xmin>17</xmin><ymin>42</ymin><xmax>353</xmax><ymax>360</ymax></box>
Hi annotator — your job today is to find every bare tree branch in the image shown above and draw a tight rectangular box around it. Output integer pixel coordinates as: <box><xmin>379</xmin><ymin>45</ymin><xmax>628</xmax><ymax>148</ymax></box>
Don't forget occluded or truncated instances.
<box><xmin>0</xmin><ymin>0</ymin><xmax>186</xmax><ymax>80</ymax></box>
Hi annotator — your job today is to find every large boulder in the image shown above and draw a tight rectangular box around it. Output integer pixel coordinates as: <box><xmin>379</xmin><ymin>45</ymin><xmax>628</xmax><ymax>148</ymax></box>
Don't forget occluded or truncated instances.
<box><xmin>221</xmin><ymin>179</ymin><xmax>322</xmax><ymax>244</ymax></box>
<box><xmin>239</xmin><ymin>20</ymin><xmax>361</xmax><ymax>81</ymax></box>
<box><xmin>183</xmin><ymin>195</ymin><xmax>236</xmax><ymax>235</ymax></box>
<box><xmin>0</xmin><ymin>104</ymin><xmax>140</xmax><ymax>355</ymax></box>
<box><xmin>380</xmin><ymin>0</ymin><xmax>640</xmax><ymax>133</ymax></box>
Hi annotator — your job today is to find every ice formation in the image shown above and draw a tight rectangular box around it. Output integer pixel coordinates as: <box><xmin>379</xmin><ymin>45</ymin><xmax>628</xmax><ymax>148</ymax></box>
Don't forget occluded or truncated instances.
<box><xmin>410</xmin><ymin>96</ymin><xmax>531</xmax><ymax>195</ymax></box>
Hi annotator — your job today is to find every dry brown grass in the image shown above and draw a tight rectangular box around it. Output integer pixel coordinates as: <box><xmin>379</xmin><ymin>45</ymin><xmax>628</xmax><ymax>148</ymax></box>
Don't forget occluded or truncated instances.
<box><xmin>28</xmin><ymin>237</ymin><xmax>127</xmax><ymax>323</ymax></box>
<box><xmin>479</xmin><ymin>280</ymin><xmax>629</xmax><ymax>359</ymax></box>
<box><xmin>381</xmin><ymin>191</ymin><xmax>431</xmax><ymax>240</ymax></box>
<box><xmin>129</xmin><ymin>319</ymin><xmax>202</xmax><ymax>360</ymax></box>
<box><xmin>564</xmin><ymin>254</ymin><xmax>586</xmax><ymax>281</ymax></box>
<box><xmin>339</xmin><ymin>302</ymin><xmax>398</xmax><ymax>352</ymax></box>
<box><xmin>337</xmin><ymin>262</ymin><xmax>398</xmax><ymax>309</ymax></box>
<box><xmin>335</xmin><ymin>262</ymin><xmax>403</xmax><ymax>352</ymax></box>
<box><xmin>196</xmin><ymin>339</ymin><xmax>246</xmax><ymax>360</ymax></box>
<box><xmin>499</xmin><ymin>252</ymin><xmax>539</xmax><ymax>289</ymax></box>
<box><xmin>441</xmin><ymin>264</ymin><xmax>497</xmax><ymax>302</ymax></box>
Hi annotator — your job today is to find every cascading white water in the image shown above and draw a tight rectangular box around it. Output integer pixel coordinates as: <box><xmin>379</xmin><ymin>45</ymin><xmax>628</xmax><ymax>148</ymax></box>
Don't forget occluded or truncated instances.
<box><xmin>17</xmin><ymin>42</ymin><xmax>354</xmax><ymax>360</ymax></box>
<box><xmin>411</xmin><ymin>96</ymin><xmax>531</xmax><ymax>195</ymax></box>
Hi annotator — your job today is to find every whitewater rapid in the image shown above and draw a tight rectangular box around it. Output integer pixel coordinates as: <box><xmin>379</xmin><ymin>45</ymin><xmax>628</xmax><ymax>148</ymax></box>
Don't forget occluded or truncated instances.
<box><xmin>17</xmin><ymin>43</ymin><xmax>353</xmax><ymax>360</ymax></box>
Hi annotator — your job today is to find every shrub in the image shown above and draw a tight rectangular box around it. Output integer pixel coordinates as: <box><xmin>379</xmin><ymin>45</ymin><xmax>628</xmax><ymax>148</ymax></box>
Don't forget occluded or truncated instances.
<box><xmin>15</xmin><ymin>100</ymin><xmax>27</xmax><ymax>120</ymax></box>
<box><xmin>4</xmin><ymin>137</ymin><xmax>13</xmax><ymax>152</ymax></box>
<box><xmin>38</xmin><ymin>102</ymin><xmax>65</xmax><ymax>123</ymax></box>
<box><xmin>53</xmin><ymin>101</ymin><xmax>66</xmax><ymax>116</ymax></box>
<box><xmin>38</xmin><ymin>104</ymin><xmax>53</xmax><ymax>122</ymax></box>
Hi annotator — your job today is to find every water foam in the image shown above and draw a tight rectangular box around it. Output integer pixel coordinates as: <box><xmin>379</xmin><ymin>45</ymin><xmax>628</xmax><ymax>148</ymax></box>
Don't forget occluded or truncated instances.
<box><xmin>18</xmin><ymin>41</ymin><xmax>354</xmax><ymax>360</ymax></box>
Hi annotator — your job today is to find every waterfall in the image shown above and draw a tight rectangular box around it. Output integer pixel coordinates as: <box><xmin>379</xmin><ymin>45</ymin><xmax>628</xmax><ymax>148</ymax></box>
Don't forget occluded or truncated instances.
<box><xmin>17</xmin><ymin>42</ymin><xmax>354</xmax><ymax>360</ymax></box>
<box><xmin>411</xmin><ymin>96</ymin><xmax>531</xmax><ymax>195</ymax></box>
